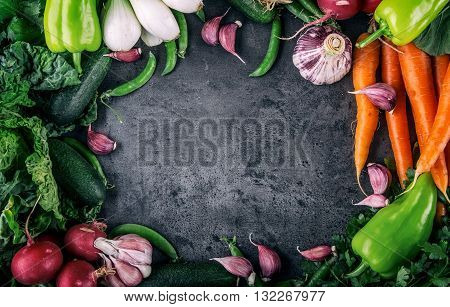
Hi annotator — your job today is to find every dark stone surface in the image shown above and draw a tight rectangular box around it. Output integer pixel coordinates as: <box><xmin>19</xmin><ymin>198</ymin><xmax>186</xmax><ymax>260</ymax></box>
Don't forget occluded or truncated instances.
<box><xmin>96</xmin><ymin>1</ymin><xmax>392</xmax><ymax>278</ymax></box>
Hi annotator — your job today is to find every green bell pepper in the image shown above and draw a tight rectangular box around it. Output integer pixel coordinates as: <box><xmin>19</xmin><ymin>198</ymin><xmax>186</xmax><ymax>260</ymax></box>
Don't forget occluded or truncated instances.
<box><xmin>43</xmin><ymin>0</ymin><xmax>102</xmax><ymax>74</ymax></box>
<box><xmin>357</xmin><ymin>0</ymin><xmax>449</xmax><ymax>48</ymax></box>
<box><xmin>347</xmin><ymin>173</ymin><xmax>437</xmax><ymax>279</ymax></box>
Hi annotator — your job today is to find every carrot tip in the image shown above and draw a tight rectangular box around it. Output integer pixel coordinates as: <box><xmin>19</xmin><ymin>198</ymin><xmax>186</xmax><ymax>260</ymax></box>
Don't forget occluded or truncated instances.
<box><xmin>356</xmin><ymin>173</ymin><xmax>367</xmax><ymax>196</ymax></box>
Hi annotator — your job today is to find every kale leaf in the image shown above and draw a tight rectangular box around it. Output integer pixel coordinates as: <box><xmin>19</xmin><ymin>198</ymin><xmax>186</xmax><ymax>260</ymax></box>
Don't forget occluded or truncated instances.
<box><xmin>414</xmin><ymin>5</ymin><xmax>450</xmax><ymax>56</ymax></box>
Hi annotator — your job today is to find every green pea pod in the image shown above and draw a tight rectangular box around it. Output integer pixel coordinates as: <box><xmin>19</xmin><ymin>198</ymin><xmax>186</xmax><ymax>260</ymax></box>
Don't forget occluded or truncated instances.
<box><xmin>173</xmin><ymin>10</ymin><xmax>188</xmax><ymax>58</ymax></box>
<box><xmin>162</xmin><ymin>41</ymin><xmax>178</xmax><ymax>76</ymax></box>
<box><xmin>250</xmin><ymin>16</ymin><xmax>282</xmax><ymax>77</ymax></box>
<box><xmin>109</xmin><ymin>224</ymin><xmax>179</xmax><ymax>262</ymax></box>
<box><xmin>348</xmin><ymin>173</ymin><xmax>437</xmax><ymax>279</ymax></box>
<box><xmin>285</xmin><ymin>2</ymin><xmax>314</xmax><ymax>23</ymax></box>
<box><xmin>102</xmin><ymin>51</ymin><xmax>157</xmax><ymax>99</ymax></box>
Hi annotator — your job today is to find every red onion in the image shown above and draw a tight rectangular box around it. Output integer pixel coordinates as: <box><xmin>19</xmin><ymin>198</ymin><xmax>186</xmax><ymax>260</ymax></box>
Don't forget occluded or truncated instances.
<box><xmin>361</xmin><ymin>0</ymin><xmax>381</xmax><ymax>13</ymax></box>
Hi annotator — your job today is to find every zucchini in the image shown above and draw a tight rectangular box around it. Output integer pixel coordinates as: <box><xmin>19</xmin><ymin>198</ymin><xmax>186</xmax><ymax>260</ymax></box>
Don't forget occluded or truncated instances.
<box><xmin>227</xmin><ymin>0</ymin><xmax>275</xmax><ymax>24</ymax></box>
<box><xmin>43</xmin><ymin>47</ymin><xmax>111</xmax><ymax>126</ymax></box>
<box><xmin>48</xmin><ymin>139</ymin><xmax>106</xmax><ymax>207</ymax></box>
<box><xmin>140</xmin><ymin>262</ymin><xmax>236</xmax><ymax>287</ymax></box>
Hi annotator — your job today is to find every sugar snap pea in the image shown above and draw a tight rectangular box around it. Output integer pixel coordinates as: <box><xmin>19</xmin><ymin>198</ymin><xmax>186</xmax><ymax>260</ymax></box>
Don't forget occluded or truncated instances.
<box><xmin>62</xmin><ymin>137</ymin><xmax>108</xmax><ymax>187</ymax></box>
<box><xmin>101</xmin><ymin>51</ymin><xmax>156</xmax><ymax>99</ymax></box>
<box><xmin>172</xmin><ymin>11</ymin><xmax>188</xmax><ymax>58</ymax></box>
<box><xmin>249</xmin><ymin>16</ymin><xmax>282</xmax><ymax>77</ymax></box>
<box><xmin>162</xmin><ymin>40</ymin><xmax>177</xmax><ymax>76</ymax></box>
<box><xmin>109</xmin><ymin>224</ymin><xmax>179</xmax><ymax>261</ymax></box>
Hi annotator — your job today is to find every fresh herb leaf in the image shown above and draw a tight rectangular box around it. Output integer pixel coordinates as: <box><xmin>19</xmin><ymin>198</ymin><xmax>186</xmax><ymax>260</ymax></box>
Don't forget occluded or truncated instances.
<box><xmin>395</xmin><ymin>267</ymin><xmax>410</xmax><ymax>287</ymax></box>
<box><xmin>422</xmin><ymin>242</ymin><xmax>447</xmax><ymax>260</ymax></box>
<box><xmin>414</xmin><ymin>5</ymin><xmax>450</xmax><ymax>56</ymax></box>
<box><xmin>0</xmin><ymin>42</ymin><xmax>80</xmax><ymax>91</ymax></box>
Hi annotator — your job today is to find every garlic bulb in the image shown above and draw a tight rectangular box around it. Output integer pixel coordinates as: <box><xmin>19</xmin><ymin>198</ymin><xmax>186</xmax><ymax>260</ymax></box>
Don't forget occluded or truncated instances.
<box><xmin>141</xmin><ymin>29</ymin><xmax>163</xmax><ymax>47</ymax></box>
<box><xmin>102</xmin><ymin>0</ymin><xmax>142</xmax><ymax>51</ymax></box>
<box><xmin>293</xmin><ymin>26</ymin><xmax>352</xmax><ymax>85</ymax></box>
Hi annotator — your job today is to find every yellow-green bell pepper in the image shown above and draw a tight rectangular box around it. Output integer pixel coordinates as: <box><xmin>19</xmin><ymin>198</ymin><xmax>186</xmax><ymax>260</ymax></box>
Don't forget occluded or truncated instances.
<box><xmin>44</xmin><ymin>0</ymin><xmax>102</xmax><ymax>74</ymax></box>
<box><xmin>357</xmin><ymin>0</ymin><xmax>449</xmax><ymax>48</ymax></box>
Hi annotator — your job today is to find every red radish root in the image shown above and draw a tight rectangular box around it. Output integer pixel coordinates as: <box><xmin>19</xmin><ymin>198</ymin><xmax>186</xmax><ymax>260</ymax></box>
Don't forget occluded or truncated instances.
<box><xmin>64</xmin><ymin>222</ymin><xmax>107</xmax><ymax>262</ymax></box>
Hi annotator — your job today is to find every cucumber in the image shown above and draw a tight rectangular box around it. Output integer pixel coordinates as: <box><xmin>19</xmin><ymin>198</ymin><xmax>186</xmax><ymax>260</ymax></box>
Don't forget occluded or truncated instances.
<box><xmin>48</xmin><ymin>139</ymin><xmax>106</xmax><ymax>207</ymax></box>
<box><xmin>43</xmin><ymin>47</ymin><xmax>111</xmax><ymax>126</ymax></box>
<box><xmin>140</xmin><ymin>262</ymin><xmax>236</xmax><ymax>287</ymax></box>
<box><xmin>227</xmin><ymin>0</ymin><xmax>276</xmax><ymax>24</ymax></box>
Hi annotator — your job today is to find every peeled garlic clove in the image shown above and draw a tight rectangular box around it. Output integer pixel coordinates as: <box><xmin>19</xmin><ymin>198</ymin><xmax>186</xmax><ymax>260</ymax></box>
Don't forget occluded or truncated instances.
<box><xmin>211</xmin><ymin>256</ymin><xmax>254</xmax><ymax>278</ymax></box>
<box><xmin>367</xmin><ymin>163</ymin><xmax>391</xmax><ymax>194</ymax></box>
<box><xmin>219</xmin><ymin>21</ymin><xmax>245</xmax><ymax>64</ymax></box>
<box><xmin>201</xmin><ymin>8</ymin><xmax>229</xmax><ymax>46</ymax></box>
<box><xmin>293</xmin><ymin>26</ymin><xmax>352</xmax><ymax>85</ymax></box>
<box><xmin>249</xmin><ymin>234</ymin><xmax>281</xmax><ymax>281</ymax></box>
<box><xmin>349</xmin><ymin>83</ymin><xmax>397</xmax><ymax>112</ymax></box>
<box><xmin>354</xmin><ymin>194</ymin><xmax>389</xmax><ymax>208</ymax></box>
<box><xmin>298</xmin><ymin>245</ymin><xmax>333</xmax><ymax>261</ymax></box>
<box><xmin>87</xmin><ymin>125</ymin><xmax>117</xmax><ymax>155</ymax></box>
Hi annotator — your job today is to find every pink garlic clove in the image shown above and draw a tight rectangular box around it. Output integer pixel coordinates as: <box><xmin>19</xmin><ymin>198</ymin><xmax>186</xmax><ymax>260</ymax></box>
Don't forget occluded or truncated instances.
<box><xmin>298</xmin><ymin>245</ymin><xmax>333</xmax><ymax>261</ymax></box>
<box><xmin>103</xmin><ymin>48</ymin><xmax>142</xmax><ymax>62</ymax></box>
<box><xmin>87</xmin><ymin>125</ymin><xmax>117</xmax><ymax>155</ymax></box>
<box><xmin>367</xmin><ymin>163</ymin><xmax>391</xmax><ymax>194</ymax></box>
<box><xmin>249</xmin><ymin>233</ymin><xmax>281</xmax><ymax>281</ymax></box>
<box><xmin>219</xmin><ymin>21</ymin><xmax>245</xmax><ymax>64</ymax></box>
<box><xmin>211</xmin><ymin>256</ymin><xmax>254</xmax><ymax>278</ymax></box>
<box><xmin>349</xmin><ymin>83</ymin><xmax>397</xmax><ymax>112</ymax></box>
<box><xmin>201</xmin><ymin>8</ymin><xmax>230</xmax><ymax>46</ymax></box>
<box><xmin>354</xmin><ymin>194</ymin><xmax>389</xmax><ymax>208</ymax></box>
<box><xmin>110</xmin><ymin>257</ymin><xmax>143</xmax><ymax>287</ymax></box>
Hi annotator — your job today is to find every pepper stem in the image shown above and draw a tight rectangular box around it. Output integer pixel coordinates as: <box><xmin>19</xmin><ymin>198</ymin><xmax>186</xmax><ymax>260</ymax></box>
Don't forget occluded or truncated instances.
<box><xmin>356</xmin><ymin>22</ymin><xmax>390</xmax><ymax>49</ymax></box>
<box><xmin>345</xmin><ymin>261</ymin><xmax>369</xmax><ymax>278</ymax></box>
<box><xmin>73</xmin><ymin>52</ymin><xmax>82</xmax><ymax>74</ymax></box>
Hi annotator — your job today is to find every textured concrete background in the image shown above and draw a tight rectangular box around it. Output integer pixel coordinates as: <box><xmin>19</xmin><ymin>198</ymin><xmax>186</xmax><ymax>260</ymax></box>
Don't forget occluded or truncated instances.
<box><xmin>96</xmin><ymin>1</ymin><xmax>392</xmax><ymax>277</ymax></box>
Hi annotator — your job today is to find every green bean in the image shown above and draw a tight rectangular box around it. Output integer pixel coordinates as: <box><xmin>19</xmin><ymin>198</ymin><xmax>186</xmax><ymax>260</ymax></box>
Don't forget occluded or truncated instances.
<box><xmin>162</xmin><ymin>40</ymin><xmax>177</xmax><ymax>76</ymax></box>
<box><xmin>249</xmin><ymin>16</ymin><xmax>282</xmax><ymax>77</ymax></box>
<box><xmin>172</xmin><ymin>11</ymin><xmax>188</xmax><ymax>58</ymax></box>
<box><xmin>62</xmin><ymin>137</ymin><xmax>108</xmax><ymax>186</ymax></box>
<box><xmin>110</xmin><ymin>224</ymin><xmax>179</xmax><ymax>262</ymax></box>
<box><xmin>285</xmin><ymin>2</ymin><xmax>314</xmax><ymax>23</ymax></box>
<box><xmin>102</xmin><ymin>51</ymin><xmax>157</xmax><ymax>99</ymax></box>
<box><xmin>196</xmin><ymin>8</ymin><xmax>206</xmax><ymax>22</ymax></box>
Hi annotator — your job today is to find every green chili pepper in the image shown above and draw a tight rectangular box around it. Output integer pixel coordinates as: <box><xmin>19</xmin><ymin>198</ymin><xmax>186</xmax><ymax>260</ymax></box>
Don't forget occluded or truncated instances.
<box><xmin>102</xmin><ymin>51</ymin><xmax>157</xmax><ymax>99</ymax></box>
<box><xmin>347</xmin><ymin>173</ymin><xmax>437</xmax><ymax>279</ymax></box>
<box><xmin>357</xmin><ymin>0</ymin><xmax>448</xmax><ymax>48</ymax></box>
<box><xmin>285</xmin><ymin>2</ymin><xmax>314</xmax><ymax>23</ymax></box>
<box><xmin>62</xmin><ymin>137</ymin><xmax>108</xmax><ymax>187</ymax></box>
<box><xmin>306</xmin><ymin>257</ymin><xmax>336</xmax><ymax>286</ymax></box>
<box><xmin>196</xmin><ymin>8</ymin><xmax>206</xmax><ymax>22</ymax></box>
<box><xmin>250</xmin><ymin>16</ymin><xmax>282</xmax><ymax>77</ymax></box>
<box><xmin>110</xmin><ymin>224</ymin><xmax>179</xmax><ymax>262</ymax></box>
<box><xmin>162</xmin><ymin>41</ymin><xmax>178</xmax><ymax>76</ymax></box>
<box><xmin>44</xmin><ymin>0</ymin><xmax>102</xmax><ymax>74</ymax></box>
<box><xmin>173</xmin><ymin>11</ymin><xmax>188</xmax><ymax>58</ymax></box>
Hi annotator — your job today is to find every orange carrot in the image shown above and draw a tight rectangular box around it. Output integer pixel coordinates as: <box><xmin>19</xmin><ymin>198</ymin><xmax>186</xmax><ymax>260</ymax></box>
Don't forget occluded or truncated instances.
<box><xmin>415</xmin><ymin>65</ymin><xmax>450</xmax><ymax>194</ymax></box>
<box><xmin>433</xmin><ymin>55</ymin><xmax>449</xmax><ymax>97</ymax></box>
<box><xmin>433</xmin><ymin>55</ymin><xmax>450</xmax><ymax>186</ymax></box>
<box><xmin>353</xmin><ymin>33</ymin><xmax>380</xmax><ymax>194</ymax></box>
<box><xmin>398</xmin><ymin>44</ymin><xmax>448</xmax><ymax>198</ymax></box>
<box><xmin>381</xmin><ymin>42</ymin><xmax>413</xmax><ymax>188</ymax></box>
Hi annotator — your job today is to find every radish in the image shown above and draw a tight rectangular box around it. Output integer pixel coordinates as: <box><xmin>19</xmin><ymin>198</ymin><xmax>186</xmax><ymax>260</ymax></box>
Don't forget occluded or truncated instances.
<box><xmin>285</xmin><ymin>0</ymin><xmax>361</xmax><ymax>40</ymax></box>
<box><xmin>35</xmin><ymin>233</ymin><xmax>62</xmax><ymax>247</ymax></box>
<box><xmin>10</xmin><ymin>200</ymin><xmax>63</xmax><ymax>285</ymax></box>
<box><xmin>317</xmin><ymin>0</ymin><xmax>361</xmax><ymax>21</ymax></box>
<box><xmin>56</xmin><ymin>259</ymin><xmax>112</xmax><ymax>287</ymax></box>
<box><xmin>64</xmin><ymin>222</ymin><xmax>107</xmax><ymax>262</ymax></box>
<box><xmin>361</xmin><ymin>0</ymin><xmax>381</xmax><ymax>13</ymax></box>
